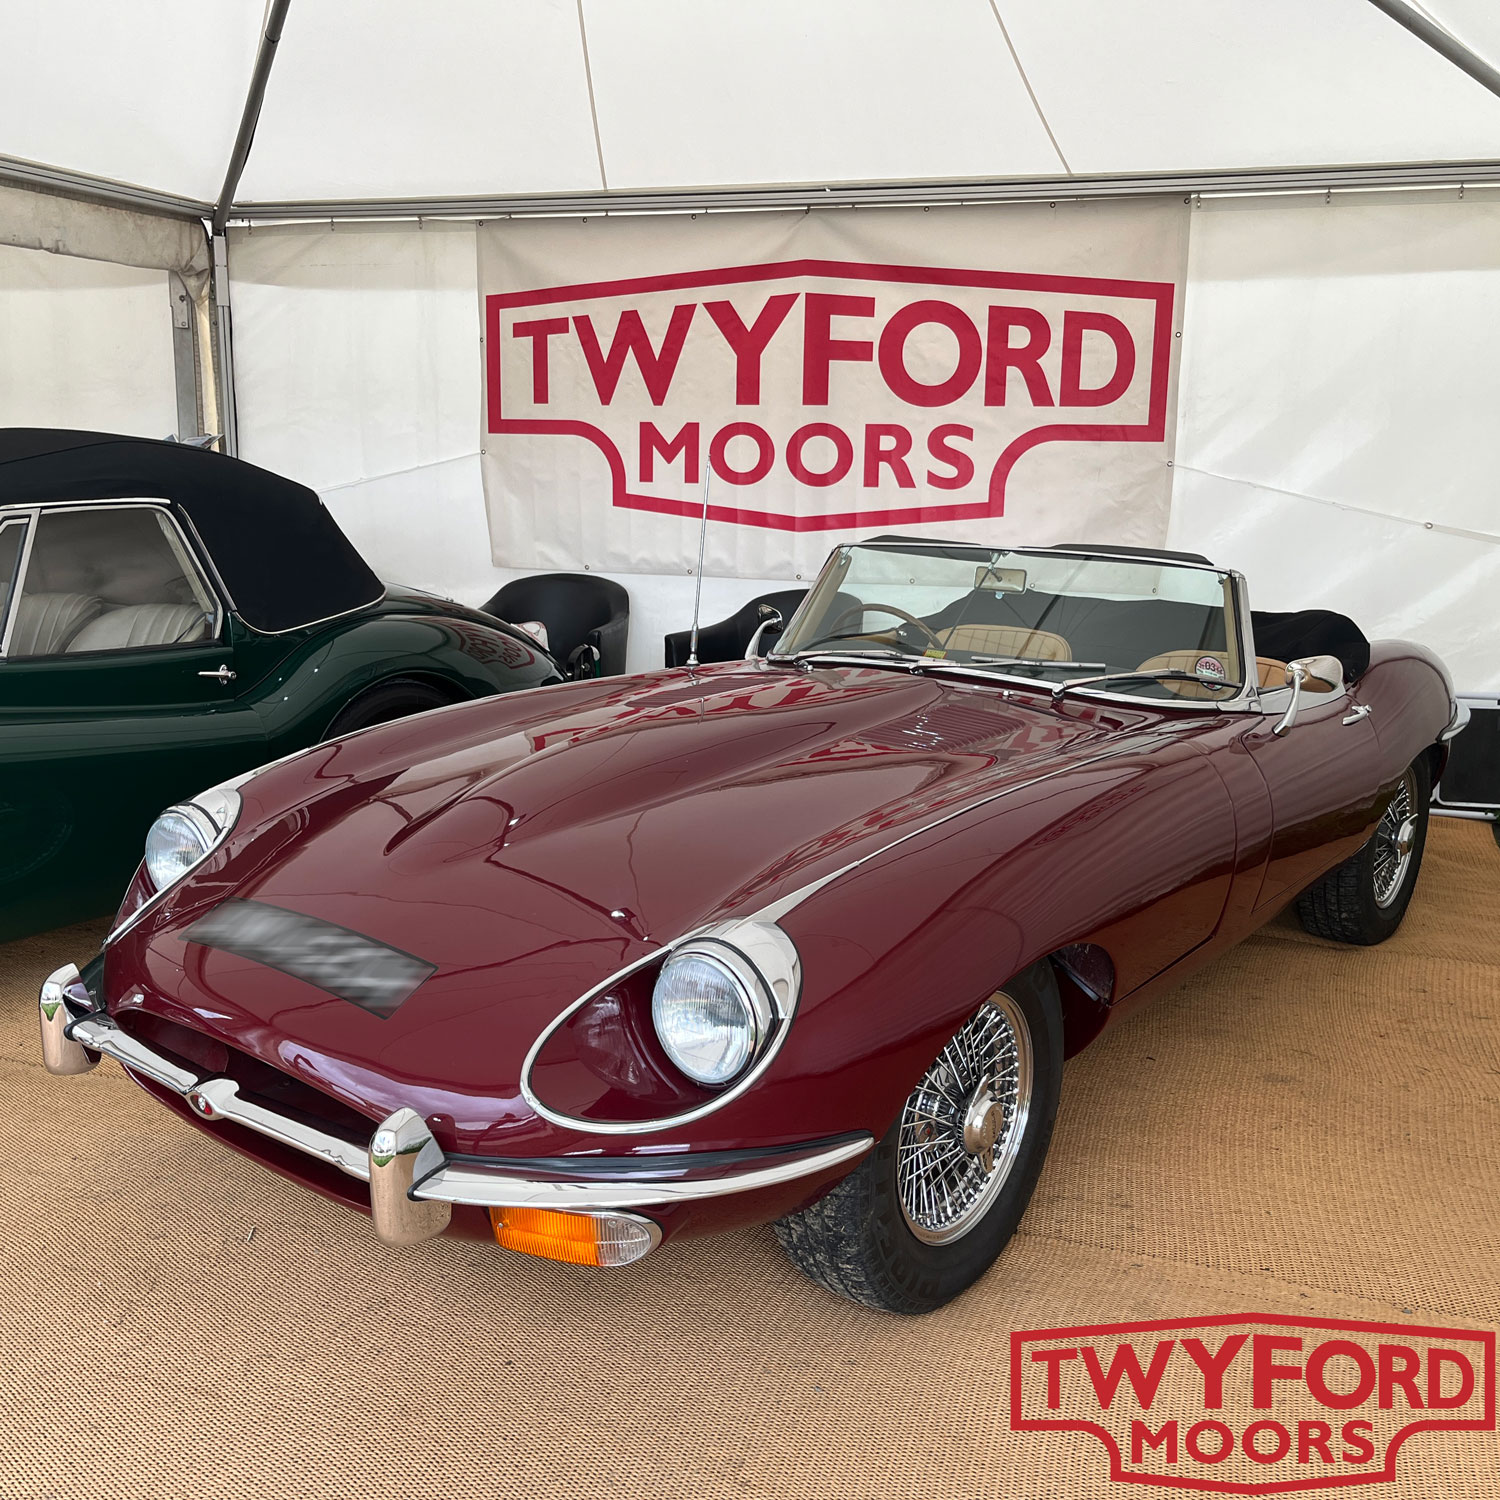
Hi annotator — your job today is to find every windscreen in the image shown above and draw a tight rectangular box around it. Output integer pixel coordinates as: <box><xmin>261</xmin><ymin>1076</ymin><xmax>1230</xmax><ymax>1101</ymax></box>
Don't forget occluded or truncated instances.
<box><xmin>778</xmin><ymin>543</ymin><xmax>1243</xmax><ymax>701</ymax></box>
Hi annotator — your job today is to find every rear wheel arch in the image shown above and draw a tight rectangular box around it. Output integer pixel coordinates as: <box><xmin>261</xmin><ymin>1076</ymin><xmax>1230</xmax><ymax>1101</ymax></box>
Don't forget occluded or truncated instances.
<box><xmin>321</xmin><ymin>673</ymin><xmax>471</xmax><ymax>741</ymax></box>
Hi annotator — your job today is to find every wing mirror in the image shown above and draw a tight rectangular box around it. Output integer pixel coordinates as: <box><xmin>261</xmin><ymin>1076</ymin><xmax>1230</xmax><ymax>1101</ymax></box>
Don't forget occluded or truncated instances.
<box><xmin>744</xmin><ymin>604</ymin><xmax>785</xmax><ymax>659</ymax></box>
<box><xmin>1272</xmin><ymin>654</ymin><xmax>1344</xmax><ymax>736</ymax></box>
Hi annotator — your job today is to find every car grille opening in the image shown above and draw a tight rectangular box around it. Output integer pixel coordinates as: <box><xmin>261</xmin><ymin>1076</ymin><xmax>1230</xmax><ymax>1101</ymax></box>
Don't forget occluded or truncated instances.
<box><xmin>112</xmin><ymin>1008</ymin><xmax>376</xmax><ymax>1144</ymax></box>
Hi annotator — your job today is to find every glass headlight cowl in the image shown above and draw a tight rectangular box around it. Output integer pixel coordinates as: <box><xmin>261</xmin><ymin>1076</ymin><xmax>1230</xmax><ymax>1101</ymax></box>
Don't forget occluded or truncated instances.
<box><xmin>142</xmin><ymin>786</ymin><xmax>241</xmax><ymax>893</ymax></box>
<box><xmin>651</xmin><ymin>946</ymin><xmax>774</xmax><ymax>1087</ymax></box>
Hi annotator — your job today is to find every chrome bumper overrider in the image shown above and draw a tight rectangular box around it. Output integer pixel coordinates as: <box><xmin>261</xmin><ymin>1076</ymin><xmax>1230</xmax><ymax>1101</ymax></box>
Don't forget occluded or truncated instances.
<box><xmin>39</xmin><ymin>963</ymin><xmax>871</xmax><ymax>1253</ymax></box>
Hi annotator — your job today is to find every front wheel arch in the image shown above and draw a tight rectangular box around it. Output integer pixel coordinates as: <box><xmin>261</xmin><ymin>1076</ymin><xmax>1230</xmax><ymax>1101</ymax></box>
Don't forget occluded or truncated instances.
<box><xmin>774</xmin><ymin>960</ymin><xmax>1064</xmax><ymax>1313</ymax></box>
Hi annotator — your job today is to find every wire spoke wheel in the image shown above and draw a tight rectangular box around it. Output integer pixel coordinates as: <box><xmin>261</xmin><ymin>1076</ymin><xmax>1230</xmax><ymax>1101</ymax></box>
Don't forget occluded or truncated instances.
<box><xmin>1372</xmin><ymin>766</ymin><xmax>1420</xmax><ymax>909</ymax></box>
<box><xmin>897</xmin><ymin>992</ymin><xmax>1034</xmax><ymax>1245</ymax></box>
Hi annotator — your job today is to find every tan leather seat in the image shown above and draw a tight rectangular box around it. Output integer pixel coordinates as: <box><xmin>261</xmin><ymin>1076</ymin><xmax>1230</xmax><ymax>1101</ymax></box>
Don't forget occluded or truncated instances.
<box><xmin>937</xmin><ymin>624</ymin><xmax>1072</xmax><ymax>660</ymax></box>
<box><xmin>1135</xmin><ymin>649</ymin><xmax>1242</xmax><ymax>700</ymax></box>
<box><xmin>7</xmin><ymin>592</ymin><xmax>103</xmax><ymax>656</ymax></box>
<box><xmin>1255</xmin><ymin>656</ymin><xmax>1289</xmax><ymax>689</ymax></box>
<box><xmin>66</xmin><ymin>603</ymin><xmax>209</xmax><ymax>653</ymax></box>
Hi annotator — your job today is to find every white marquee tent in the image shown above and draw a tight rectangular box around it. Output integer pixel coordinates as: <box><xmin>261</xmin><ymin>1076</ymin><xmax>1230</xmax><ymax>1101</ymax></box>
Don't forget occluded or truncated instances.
<box><xmin>1</xmin><ymin>0</ymin><xmax>1498</xmax><ymax>685</ymax></box>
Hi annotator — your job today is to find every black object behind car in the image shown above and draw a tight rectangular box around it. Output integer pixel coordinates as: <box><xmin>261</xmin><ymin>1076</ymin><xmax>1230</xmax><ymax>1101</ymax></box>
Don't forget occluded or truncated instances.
<box><xmin>481</xmin><ymin>573</ymin><xmax>629</xmax><ymax>678</ymax></box>
<box><xmin>663</xmin><ymin>589</ymin><xmax>810</xmax><ymax>667</ymax></box>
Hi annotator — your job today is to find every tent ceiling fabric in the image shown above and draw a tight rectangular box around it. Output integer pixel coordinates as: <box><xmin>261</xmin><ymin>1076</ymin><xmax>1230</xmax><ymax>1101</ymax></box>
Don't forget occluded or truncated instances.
<box><xmin>0</xmin><ymin>0</ymin><xmax>264</xmax><ymax>203</ymax></box>
<box><xmin>1000</xmin><ymin>0</ymin><xmax>1500</xmax><ymax>173</ymax></box>
<box><xmin>0</xmin><ymin>0</ymin><xmax>1498</xmax><ymax>210</ymax></box>
<box><xmin>235</xmin><ymin>0</ymin><xmax>605</xmax><ymax>202</ymax></box>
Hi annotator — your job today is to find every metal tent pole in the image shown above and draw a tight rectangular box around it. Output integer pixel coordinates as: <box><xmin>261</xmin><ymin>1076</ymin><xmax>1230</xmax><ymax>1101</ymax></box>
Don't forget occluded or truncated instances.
<box><xmin>208</xmin><ymin>0</ymin><xmax>293</xmax><ymax>451</ymax></box>
<box><xmin>213</xmin><ymin>0</ymin><xmax>294</xmax><ymax>235</ymax></box>
<box><xmin>1364</xmin><ymin>0</ymin><xmax>1500</xmax><ymax>101</ymax></box>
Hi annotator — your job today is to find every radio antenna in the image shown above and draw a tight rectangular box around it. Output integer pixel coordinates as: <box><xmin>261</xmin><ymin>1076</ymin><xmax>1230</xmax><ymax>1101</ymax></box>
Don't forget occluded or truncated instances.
<box><xmin>686</xmin><ymin>465</ymin><xmax>711</xmax><ymax>668</ymax></box>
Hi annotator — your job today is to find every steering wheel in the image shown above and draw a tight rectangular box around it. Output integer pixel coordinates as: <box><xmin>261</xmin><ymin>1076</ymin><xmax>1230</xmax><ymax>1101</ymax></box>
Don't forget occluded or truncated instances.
<box><xmin>827</xmin><ymin>602</ymin><xmax>944</xmax><ymax>650</ymax></box>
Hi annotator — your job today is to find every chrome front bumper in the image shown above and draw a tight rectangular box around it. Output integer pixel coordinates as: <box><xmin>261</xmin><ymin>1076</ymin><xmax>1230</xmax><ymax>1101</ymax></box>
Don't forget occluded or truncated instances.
<box><xmin>39</xmin><ymin>963</ymin><xmax>870</xmax><ymax>1255</ymax></box>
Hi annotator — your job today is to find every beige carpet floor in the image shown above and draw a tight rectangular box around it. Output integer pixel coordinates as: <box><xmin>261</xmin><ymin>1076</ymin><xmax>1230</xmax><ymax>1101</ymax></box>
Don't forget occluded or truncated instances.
<box><xmin>1</xmin><ymin>820</ymin><xmax>1497</xmax><ymax>1499</ymax></box>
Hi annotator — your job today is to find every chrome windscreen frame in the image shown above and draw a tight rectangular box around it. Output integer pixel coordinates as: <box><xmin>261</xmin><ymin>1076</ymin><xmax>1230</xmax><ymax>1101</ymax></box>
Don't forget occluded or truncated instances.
<box><xmin>769</xmin><ymin>541</ymin><xmax>1266</xmax><ymax>716</ymax></box>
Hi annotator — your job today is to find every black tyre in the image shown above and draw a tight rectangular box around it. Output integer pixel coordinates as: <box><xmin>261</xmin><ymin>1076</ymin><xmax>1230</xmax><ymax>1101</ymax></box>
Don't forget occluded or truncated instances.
<box><xmin>774</xmin><ymin>961</ymin><xmax>1063</xmax><ymax>1314</ymax></box>
<box><xmin>322</xmin><ymin>678</ymin><xmax>455</xmax><ymax>740</ymax></box>
<box><xmin>1295</xmin><ymin>755</ymin><xmax>1431</xmax><ymax>945</ymax></box>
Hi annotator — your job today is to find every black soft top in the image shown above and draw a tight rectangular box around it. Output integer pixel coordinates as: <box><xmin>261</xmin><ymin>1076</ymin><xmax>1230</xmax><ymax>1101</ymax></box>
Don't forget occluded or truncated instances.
<box><xmin>0</xmin><ymin>429</ymin><xmax>383</xmax><ymax>633</ymax></box>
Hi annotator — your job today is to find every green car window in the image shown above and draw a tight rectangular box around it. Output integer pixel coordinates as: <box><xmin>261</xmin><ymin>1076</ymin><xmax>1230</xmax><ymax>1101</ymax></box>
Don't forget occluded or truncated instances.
<box><xmin>10</xmin><ymin>505</ymin><xmax>219</xmax><ymax>658</ymax></box>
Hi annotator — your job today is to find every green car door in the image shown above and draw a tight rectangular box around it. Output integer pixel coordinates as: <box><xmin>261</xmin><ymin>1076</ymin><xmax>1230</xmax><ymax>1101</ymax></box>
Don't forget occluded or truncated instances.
<box><xmin>0</xmin><ymin>502</ymin><xmax>273</xmax><ymax>938</ymax></box>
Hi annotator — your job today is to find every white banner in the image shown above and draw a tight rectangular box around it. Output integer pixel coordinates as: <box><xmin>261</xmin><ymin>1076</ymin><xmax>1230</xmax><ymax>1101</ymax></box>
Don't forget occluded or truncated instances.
<box><xmin>478</xmin><ymin>201</ymin><xmax>1189</xmax><ymax>579</ymax></box>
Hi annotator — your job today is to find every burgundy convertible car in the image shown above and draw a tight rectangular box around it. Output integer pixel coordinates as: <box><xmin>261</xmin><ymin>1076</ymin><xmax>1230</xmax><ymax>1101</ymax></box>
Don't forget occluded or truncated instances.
<box><xmin>40</xmin><ymin>539</ymin><xmax>1463</xmax><ymax>1312</ymax></box>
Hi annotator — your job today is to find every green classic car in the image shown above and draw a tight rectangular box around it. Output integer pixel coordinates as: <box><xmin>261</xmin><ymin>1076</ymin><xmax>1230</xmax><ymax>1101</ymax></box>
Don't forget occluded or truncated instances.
<box><xmin>0</xmin><ymin>428</ymin><xmax>561</xmax><ymax>941</ymax></box>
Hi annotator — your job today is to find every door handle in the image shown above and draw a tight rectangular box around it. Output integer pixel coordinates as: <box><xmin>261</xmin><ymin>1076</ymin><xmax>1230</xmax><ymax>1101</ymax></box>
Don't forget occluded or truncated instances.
<box><xmin>1342</xmin><ymin>703</ymin><xmax>1372</xmax><ymax>725</ymax></box>
<box><xmin>198</xmin><ymin>664</ymin><xmax>237</xmax><ymax>685</ymax></box>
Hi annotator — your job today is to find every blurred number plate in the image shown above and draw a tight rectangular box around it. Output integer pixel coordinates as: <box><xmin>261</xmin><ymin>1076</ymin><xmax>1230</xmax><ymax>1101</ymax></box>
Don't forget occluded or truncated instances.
<box><xmin>185</xmin><ymin>899</ymin><xmax>435</xmax><ymax>1017</ymax></box>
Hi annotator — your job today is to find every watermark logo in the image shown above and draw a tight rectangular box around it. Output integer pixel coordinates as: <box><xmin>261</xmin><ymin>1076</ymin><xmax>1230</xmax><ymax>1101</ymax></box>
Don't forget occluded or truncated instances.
<box><xmin>1010</xmin><ymin>1313</ymin><xmax>1494</xmax><ymax>1494</ymax></box>
<box><xmin>485</xmin><ymin>258</ymin><xmax>1174</xmax><ymax>533</ymax></box>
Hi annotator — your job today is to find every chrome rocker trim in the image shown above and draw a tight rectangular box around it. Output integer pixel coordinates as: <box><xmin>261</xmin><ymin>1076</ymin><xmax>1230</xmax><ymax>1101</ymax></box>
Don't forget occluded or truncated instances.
<box><xmin>39</xmin><ymin>964</ymin><xmax>871</xmax><ymax>1253</ymax></box>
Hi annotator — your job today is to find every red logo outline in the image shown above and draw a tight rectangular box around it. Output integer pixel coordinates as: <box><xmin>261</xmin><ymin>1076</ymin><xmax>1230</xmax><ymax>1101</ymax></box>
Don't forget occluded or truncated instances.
<box><xmin>1009</xmin><ymin>1311</ymin><xmax>1496</xmax><ymax>1495</ymax></box>
<box><xmin>484</xmin><ymin>257</ymin><xmax>1176</xmax><ymax>532</ymax></box>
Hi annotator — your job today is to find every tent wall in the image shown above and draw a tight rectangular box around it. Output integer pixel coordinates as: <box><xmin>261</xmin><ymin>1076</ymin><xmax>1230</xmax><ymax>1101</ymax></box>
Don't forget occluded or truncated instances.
<box><xmin>0</xmin><ymin>243</ymin><xmax>178</xmax><ymax>436</ymax></box>
<box><xmin>0</xmin><ymin>183</ymin><xmax>212</xmax><ymax>437</ymax></box>
<box><xmin>228</xmin><ymin>195</ymin><xmax>1496</xmax><ymax>686</ymax></box>
<box><xmin>1169</xmin><ymin>189</ymin><xmax>1500</xmax><ymax>694</ymax></box>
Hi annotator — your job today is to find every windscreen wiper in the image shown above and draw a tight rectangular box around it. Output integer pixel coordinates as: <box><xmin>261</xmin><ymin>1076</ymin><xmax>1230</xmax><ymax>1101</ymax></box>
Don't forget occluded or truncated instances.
<box><xmin>1050</xmin><ymin>669</ymin><xmax>1244</xmax><ymax>702</ymax></box>
<box><xmin>775</xmin><ymin>648</ymin><xmax>924</xmax><ymax>674</ymax></box>
<box><xmin>957</xmin><ymin>656</ymin><xmax>1108</xmax><ymax>671</ymax></box>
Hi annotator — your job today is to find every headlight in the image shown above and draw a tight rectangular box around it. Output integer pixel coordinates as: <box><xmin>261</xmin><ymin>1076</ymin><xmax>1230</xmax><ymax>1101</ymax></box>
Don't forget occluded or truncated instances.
<box><xmin>143</xmin><ymin>786</ymin><xmax>241</xmax><ymax>893</ymax></box>
<box><xmin>651</xmin><ymin>943</ymin><xmax>775</xmax><ymax>1087</ymax></box>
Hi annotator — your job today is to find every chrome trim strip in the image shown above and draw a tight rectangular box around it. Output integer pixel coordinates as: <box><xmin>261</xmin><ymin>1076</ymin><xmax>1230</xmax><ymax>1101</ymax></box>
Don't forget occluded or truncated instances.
<box><xmin>183</xmin><ymin>1074</ymin><xmax>370</xmax><ymax>1177</ymax></box>
<box><xmin>106</xmin><ymin>790</ymin><xmax>241</xmax><ymax>946</ymax></box>
<box><xmin>40</xmin><ymin>973</ymin><xmax>868</xmax><ymax>1229</ymax></box>
<box><xmin>411</xmin><ymin>1136</ymin><xmax>873</xmax><ymax>1210</ymax></box>
<box><xmin>0</xmin><ymin>506</ymin><xmax>38</xmax><ymax>659</ymax></box>
<box><xmin>69</xmin><ymin>1015</ymin><xmax>206</xmax><ymax>1095</ymax></box>
<box><xmin>519</xmin><ymin>916</ymin><xmax>803</xmax><ymax>1136</ymax></box>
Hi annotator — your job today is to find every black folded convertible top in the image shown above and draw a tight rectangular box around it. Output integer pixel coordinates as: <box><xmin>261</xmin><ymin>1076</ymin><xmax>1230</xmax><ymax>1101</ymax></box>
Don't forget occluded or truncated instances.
<box><xmin>0</xmin><ymin>429</ymin><xmax>383</xmax><ymax>633</ymax></box>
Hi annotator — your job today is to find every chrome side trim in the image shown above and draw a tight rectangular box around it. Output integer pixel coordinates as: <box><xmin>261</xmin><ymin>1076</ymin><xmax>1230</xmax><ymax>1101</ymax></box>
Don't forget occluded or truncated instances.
<box><xmin>39</xmin><ymin>972</ymin><xmax>868</xmax><ymax>1238</ymax></box>
<box><xmin>411</xmin><ymin>1136</ymin><xmax>873</xmax><ymax>1211</ymax></box>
